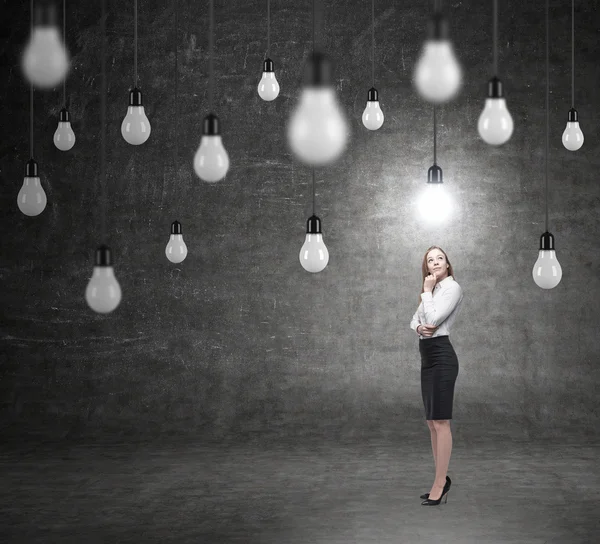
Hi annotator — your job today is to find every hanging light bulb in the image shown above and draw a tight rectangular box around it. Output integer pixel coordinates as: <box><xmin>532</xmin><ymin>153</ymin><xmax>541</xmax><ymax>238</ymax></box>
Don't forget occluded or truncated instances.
<box><xmin>288</xmin><ymin>52</ymin><xmax>349</xmax><ymax>165</ymax></box>
<box><xmin>257</xmin><ymin>58</ymin><xmax>280</xmax><ymax>101</ymax></box>
<box><xmin>414</xmin><ymin>11</ymin><xmax>462</xmax><ymax>103</ymax></box>
<box><xmin>17</xmin><ymin>158</ymin><xmax>47</xmax><ymax>217</ymax></box>
<box><xmin>299</xmin><ymin>215</ymin><xmax>329</xmax><ymax>273</ymax></box>
<box><xmin>53</xmin><ymin>108</ymin><xmax>75</xmax><ymax>151</ymax></box>
<box><xmin>362</xmin><ymin>87</ymin><xmax>384</xmax><ymax>131</ymax></box>
<box><xmin>562</xmin><ymin>108</ymin><xmax>584</xmax><ymax>151</ymax></box>
<box><xmin>194</xmin><ymin>114</ymin><xmax>230</xmax><ymax>182</ymax></box>
<box><xmin>532</xmin><ymin>232</ymin><xmax>562</xmax><ymax>289</ymax></box>
<box><xmin>86</xmin><ymin>245</ymin><xmax>122</xmax><ymax>314</ymax></box>
<box><xmin>22</xmin><ymin>3</ymin><xmax>70</xmax><ymax>89</ymax></box>
<box><xmin>416</xmin><ymin>165</ymin><xmax>452</xmax><ymax>224</ymax></box>
<box><xmin>121</xmin><ymin>88</ymin><xmax>151</xmax><ymax>145</ymax></box>
<box><xmin>165</xmin><ymin>220</ymin><xmax>188</xmax><ymax>263</ymax></box>
<box><xmin>478</xmin><ymin>77</ymin><xmax>513</xmax><ymax>145</ymax></box>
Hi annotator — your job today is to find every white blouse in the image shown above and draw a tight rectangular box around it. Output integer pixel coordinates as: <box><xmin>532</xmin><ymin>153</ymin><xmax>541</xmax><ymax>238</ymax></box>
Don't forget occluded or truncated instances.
<box><xmin>409</xmin><ymin>276</ymin><xmax>463</xmax><ymax>340</ymax></box>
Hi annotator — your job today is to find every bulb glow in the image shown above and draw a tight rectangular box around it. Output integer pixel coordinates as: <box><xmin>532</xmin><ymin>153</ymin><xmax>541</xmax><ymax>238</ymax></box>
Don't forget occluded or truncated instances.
<box><xmin>562</xmin><ymin>121</ymin><xmax>584</xmax><ymax>151</ymax></box>
<box><xmin>414</xmin><ymin>41</ymin><xmax>462</xmax><ymax>103</ymax></box>
<box><xmin>86</xmin><ymin>266</ymin><xmax>122</xmax><ymax>313</ymax></box>
<box><xmin>416</xmin><ymin>183</ymin><xmax>453</xmax><ymax>224</ymax></box>
<box><xmin>194</xmin><ymin>135</ymin><xmax>230</xmax><ymax>183</ymax></box>
<box><xmin>22</xmin><ymin>26</ymin><xmax>70</xmax><ymax>89</ymax></box>
<box><xmin>17</xmin><ymin>176</ymin><xmax>47</xmax><ymax>216</ymax></box>
<box><xmin>532</xmin><ymin>250</ymin><xmax>562</xmax><ymax>289</ymax></box>
<box><xmin>288</xmin><ymin>87</ymin><xmax>348</xmax><ymax>166</ymax></box>
<box><xmin>165</xmin><ymin>234</ymin><xmax>188</xmax><ymax>264</ymax></box>
<box><xmin>53</xmin><ymin>121</ymin><xmax>75</xmax><ymax>151</ymax></box>
<box><xmin>478</xmin><ymin>98</ymin><xmax>513</xmax><ymax>145</ymax></box>
<box><xmin>299</xmin><ymin>233</ymin><xmax>329</xmax><ymax>273</ymax></box>
<box><xmin>362</xmin><ymin>100</ymin><xmax>384</xmax><ymax>131</ymax></box>
<box><xmin>121</xmin><ymin>106</ymin><xmax>151</xmax><ymax>145</ymax></box>
<box><xmin>258</xmin><ymin>72</ymin><xmax>280</xmax><ymax>101</ymax></box>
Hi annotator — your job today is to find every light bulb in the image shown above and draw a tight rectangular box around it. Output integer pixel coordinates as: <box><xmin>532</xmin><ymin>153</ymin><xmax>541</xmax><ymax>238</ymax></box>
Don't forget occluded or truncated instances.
<box><xmin>416</xmin><ymin>166</ymin><xmax>453</xmax><ymax>224</ymax></box>
<box><xmin>362</xmin><ymin>87</ymin><xmax>384</xmax><ymax>131</ymax></box>
<box><xmin>287</xmin><ymin>52</ymin><xmax>348</xmax><ymax>166</ymax></box>
<box><xmin>22</xmin><ymin>25</ymin><xmax>70</xmax><ymax>89</ymax></box>
<box><xmin>532</xmin><ymin>233</ymin><xmax>562</xmax><ymax>289</ymax></box>
<box><xmin>165</xmin><ymin>221</ymin><xmax>188</xmax><ymax>264</ymax></box>
<box><xmin>257</xmin><ymin>58</ymin><xmax>280</xmax><ymax>101</ymax></box>
<box><xmin>562</xmin><ymin>108</ymin><xmax>584</xmax><ymax>151</ymax></box>
<box><xmin>17</xmin><ymin>159</ymin><xmax>47</xmax><ymax>217</ymax></box>
<box><xmin>121</xmin><ymin>88</ymin><xmax>151</xmax><ymax>145</ymax></box>
<box><xmin>194</xmin><ymin>114</ymin><xmax>230</xmax><ymax>183</ymax></box>
<box><xmin>299</xmin><ymin>215</ymin><xmax>329</xmax><ymax>273</ymax></box>
<box><xmin>53</xmin><ymin>108</ymin><xmax>76</xmax><ymax>151</ymax></box>
<box><xmin>86</xmin><ymin>246</ymin><xmax>122</xmax><ymax>314</ymax></box>
<box><xmin>478</xmin><ymin>78</ymin><xmax>513</xmax><ymax>145</ymax></box>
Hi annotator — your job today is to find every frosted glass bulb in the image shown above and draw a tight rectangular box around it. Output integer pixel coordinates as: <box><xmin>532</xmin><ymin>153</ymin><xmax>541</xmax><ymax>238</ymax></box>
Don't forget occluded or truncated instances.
<box><xmin>362</xmin><ymin>101</ymin><xmax>384</xmax><ymax>131</ymax></box>
<box><xmin>121</xmin><ymin>106</ymin><xmax>151</xmax><ymax>145</ymax></box>
<box><xmin>194</xmin><ymin>135</ymin><xmax>230</xmax><ymax>183</ymax></box>
<box><xmin>414</xmin><ymin>41</ymin><xmax>462</xmax><ymax>103</ymax></box>
<box><xmin>53</xmin><ymin>109</ymin><xmax>76</xmax><ymax>151</ymax></box>
<box><xmin>166</xmin><ymin>234</ymin><xmax>188</xmax><ymax>264</ymax></box>
<box><xmin>299</xmin><ymin>233</ymin><xmax>329</xmax><ymax>273</ymax></box>
<box><xmin>288</xmin><ymin>87</ymin><xmax>348</xmax><ymax>165</ymax></box>
<box><xmin>416</xmin><ymin>183</ymin><xmax>453</xmax><ymax>224</ymax></box>
<box><xmin>22</xmin><ymin>26</ymin><xmax>70</xmax><ymax>89</ymax></box>
<box><xmin>257</xmin><ymin>60</ymin><xmax>280</xmax><ymax>101</ymax></box>
<box><xmin>18</xmin><ymin>176</ymin><xmax>47</xmax><ymax>216</ymax></box>
<box><xmin>532</xmin><ymin>250</ymin><xmax>562</xmax><ymax>289</ymax></box>
<box><xmin>562</xmin><ymin>122</ymin><xmax>584</xmax><ymax>151</ymax></box>
<box><xmin>478</xmin><ymin>98</ymin><xmax>514</xmax><ymax>145</ymax></box>
<box><xmin>86</xmin><ymin>247</ymin><xmax>122</xmax><ymax>314</ymax></box>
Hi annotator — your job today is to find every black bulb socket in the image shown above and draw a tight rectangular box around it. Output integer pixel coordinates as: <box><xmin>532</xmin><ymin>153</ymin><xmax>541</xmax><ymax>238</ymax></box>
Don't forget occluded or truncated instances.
<box><xmin>25</xmin><ymin>159</ymin><xmax>39</xmax><ymax>177</ymax></box>
<box><xmin>59</xmin><ymin>108</ymin><xmax>70</xmax><ymax>122</ymax></box>
<box><xmin>95</xmin><ymin>245</ymin><xmax>113</xmax><ymax>267</ymax></box>
<box><xmin>303</xmin><ymin>51</ymin><xmax>333</xmax><ymax>87</ymax></box>
<box><xmin>567</xmin><ymin>108</ymin><xmax>578</xmax><ymax>122</ymax></box>
<box><xmin>128</xmin><ymin>87</ymin><xmax>143</xmax><ymax>106</ymax></box>
<box><xmin>487</xmin><ymin>76</ymin><xmax>504</xmax><ymax>98</ymax></box>
<box><xmin>539</xmin><ymin>232</ymin><xmax>555</xmax><ymax>251</ymax></box>
<box><xmin>34</xmin><ymin>2</ymin><xmax>58</xmax><ymax>27</ymax></box>
<box><xmin>306</xmin><ymin>215</ymin><xmax>322</xmax><ymax>234</ymax></box>
<box><xmin>427</xmin><ymin>12</ymin><xmax>449</xmax><ymax>41</ymax></box>
<box><xmin>427</xmin><ymin>164</ymin><xmax>443</xmax><ymax>184</ymax></box>
<box><xmin>367</xmin><ymin>87</ymin><xmax>379</xmax><ymax>101</ymax></box>
<box><xmin>202</xmin><ymin>113</ymin><xmax>221</xmax><ymax>136</ymax></box>
<box><xmin>171</xmin><ymin>220</ymin><xmax>182</xmax><ymax>235</ymax></box>
<box><xmin>263</xmin><ymin>58</ymin><xmax>275</xmax><ymax>72</ymax></box>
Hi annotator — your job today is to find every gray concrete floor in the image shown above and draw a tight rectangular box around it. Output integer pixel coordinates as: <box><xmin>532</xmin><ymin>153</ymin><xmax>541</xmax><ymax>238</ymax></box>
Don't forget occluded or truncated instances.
<box><xmin>1</xmin><ymin>432</ymin><xmax>599</xmax><ymax>543</ymax></box>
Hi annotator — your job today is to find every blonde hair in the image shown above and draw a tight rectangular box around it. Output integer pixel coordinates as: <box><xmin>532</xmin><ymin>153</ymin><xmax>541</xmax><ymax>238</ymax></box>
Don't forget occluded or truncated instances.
<box><xmin>417</xmin><ymin>246</ymin><xmax>456</xmax><ymax>304</ymax></box>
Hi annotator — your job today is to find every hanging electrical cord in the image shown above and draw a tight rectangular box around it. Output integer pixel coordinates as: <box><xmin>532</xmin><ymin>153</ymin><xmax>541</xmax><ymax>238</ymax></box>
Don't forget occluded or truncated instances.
<box><xmin>492</xmin><ymin>0</ymin><xmax>498</xmax><ymax>77</ymax></box>
<box><xmin>312</xmin><ymin>168</ymin><xmax>316</xmax><ymax>216</ymax></box>
<box><xmin>174</xmin><ymin>0</ymin><xmax>178</xmax><ymax>175</ymax></box>
<box><xmin>545</xmin><ymin>0</ymin><xmax>549</xmax><ymax>233</ymax></box>
<box><xmin>62</xmin><ymin>0</ymin><xmax>67</xmax><ymax>107</ymax></box>
<box><xmin>30</xmin><ymin>0</ymin><xmax>34</xmax><ymax>159</ymax></box>
<box><xmin>101</xmin><ymin>0</ymin><xmax>107</xmax><ymax>239</ymax></box>
<box><xmin>571</xmin><ymin>0</ymin><xmax>574</xmax><ymax>109</ymax></box>
<box><xmin>134</xmin><ymin>0</ymin><xmax>138</xmax><ymax>88</ymax></box>
<box><xmin>371</xmin><ymin>0</ymin><xmax>375</xmax><ymax>87</ymax></box>
<box><xmin>267</xmin><ymin>0</ymin><xmax>270</xmax><ymax>58</ymax></box>
<box><xmin>209</xmin><ymin>0</ymin><xmax>214</xmax><ymax>112</ymax></box>
<box><xmin>433</xmin><ymin>105</ymin><xmax>437</xmax><ymax>166</ymax></box>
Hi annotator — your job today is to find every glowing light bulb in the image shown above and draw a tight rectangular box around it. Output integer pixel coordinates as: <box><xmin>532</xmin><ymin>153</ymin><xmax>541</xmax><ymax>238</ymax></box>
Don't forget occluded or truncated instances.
<box><xmin>86</xmin><ymin>245</ymin><xmax>122</xmax><ymax>314</ymax></box>
<box><xmin>478</xmin><ymin>77</ymin><xmax>513</xmax><ymax>145</ymax></box>
<box><xmin>287</xmin><ymin>52</ymin><xmax>349</xmax><ymax>166</ymax></box>
<box><xmin>165</xmin><ymin>221</ymin><xmax>188</xmax><ymax>264</ymax></box>
<box><xmin>194</xmin><ymin>114</ymin><xmax>230</xmax><ymax>183</ymax></box>
<box><xmin>53</xmin><ymin>108</ymin><xmax>76</xmax><ymax>151</ymax></box>
<box><xmin>562</xmin><ymin>108</ymin><xmax>584</xmax><ymax>151</ymax></box>
<box><xmin>416</xmin><ymin>166</ymin><xmax>453</xmax><ymax>224</ymax></box>
<box><xmin>17</xmin><ymin>159</ymin><xmax>47</xmax><ymax>217</ymax></box>
<box><xmin>532</xmin><ymin>233</ymin><xmax>562</xmax><ymax>289</ymax></box>
<box><xmin>121</xmin><ymin>88</ymin><xmax>151</xmax><ymax>145</ymax></box>
<box><xmin>362</xmin><ymin>87</ymin><xmax>384</xmax><ymax>131</ymax></box>
<box><xmin>257</xmin><ymin>58</ymin><xmax>280</xmax><ymax>101</ymax></box>
<box><xmin>413</xmin><ymin>14</ymin><xmax>462</xmax><ymax>103</ymax></box>
<box><xmin>299</xmin><ymin>215</ymin><xmax>329</xmax><ymax>273</ymax></box>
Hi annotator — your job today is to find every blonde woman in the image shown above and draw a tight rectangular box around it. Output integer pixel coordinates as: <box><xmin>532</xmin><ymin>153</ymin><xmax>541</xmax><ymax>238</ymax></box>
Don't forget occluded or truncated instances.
<box><xmin>410</xmin><ymin>246</ymin><xmax>464</xmax><ymax>506</ymax></box>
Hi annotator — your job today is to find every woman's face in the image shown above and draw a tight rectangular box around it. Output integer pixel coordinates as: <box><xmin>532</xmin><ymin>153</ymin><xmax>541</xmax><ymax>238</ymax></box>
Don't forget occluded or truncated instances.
<box><xmin>426</xmin><ymin>249</ymin><xmax>449</xmax><ymax>281</ymax></box>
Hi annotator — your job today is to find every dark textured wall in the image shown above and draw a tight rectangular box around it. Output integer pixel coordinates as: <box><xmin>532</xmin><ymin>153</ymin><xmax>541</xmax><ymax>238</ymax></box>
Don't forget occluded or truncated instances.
<box><xmin>1</xmin><ymin>0</ymin><xmax>599</xmax><ymax>443</ymax></box>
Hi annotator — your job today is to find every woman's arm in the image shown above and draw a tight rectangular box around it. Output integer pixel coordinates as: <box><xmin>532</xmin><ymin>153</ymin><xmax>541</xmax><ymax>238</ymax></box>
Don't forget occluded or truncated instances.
<box><xmin>410</xmin><ymin>307</ymin><xmax>421</xmax><ymax>333</ymax></box>
<box><xmin>420</xmin><ymin>284</ymin><xmax>462</xmax><ymax>327</ymax></box>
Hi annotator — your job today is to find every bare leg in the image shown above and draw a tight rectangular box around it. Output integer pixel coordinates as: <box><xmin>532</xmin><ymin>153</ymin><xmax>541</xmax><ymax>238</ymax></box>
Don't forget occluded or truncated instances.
<box><xmin>428</xmin><ymin>419</ymin><xmax>452</xmax><ymax>499</ymax></box>
<box><xmin>426</xmin><ymin>420</ymin><xmax>437</xmax><ymax>470</ymax></box>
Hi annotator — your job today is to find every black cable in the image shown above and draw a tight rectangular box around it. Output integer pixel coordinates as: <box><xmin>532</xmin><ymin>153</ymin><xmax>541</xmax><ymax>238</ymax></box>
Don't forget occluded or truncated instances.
<box><xmin>571</xmin><ymin>0</ymin><xmax>574</xmax><ymax>108</ymax></box>
<box><xmin>434</xmin><ymin>0</ymin><xmax>441</xmax><ymax>14</ymax></box>
<box><xmin>433</xmin><ymin>105</ymin><xmax>437</xmax><ymax>165</ymax></box>
<box><xmin>63</xmin><ymin>0</ymin><xmax>66</xmax><ymax>107</ymax></box>
<box><xmin>30</xmin><ymin>0</ymin><xmax>33</xmax><ymax>159</ymax></box>
<box><xmin>493</xmin><ymin>0</ymin><xmax>498</xmax><ymax>77</ymax></box>
<box><xmin>209</xmin><ymin>0</ymin><xmax>214</xmax><ymax>112</ymax></box>
<box><xmin>175</xmin><ymin>0</ymin><xmax>178</xmax><ymax>175</ymax></box>
<box><xmin>371</xmin><ymin>0</ymin><xmax>375</xmax><ymax>87</ymax></box>
<box><xmin>312</xmin><ymin>168</ymin><xmax>315</xmax><ymax>215</ymax></box>
<box><xmin>267</xmin><ymin>0</ymin><xmax>270</xmax><ymax>57</ymax></box>
<box><xmin>101</xmin><ymin>0</ymin><xmax>107</xmax><ymax>239</ymax></box>
<box><xmin>312</xmin><ymin>0</ymin><xmax>315</xmax><ymax>54</ymax></box>
<box><xmin>134</xmin><ymin>0</ymin><xmax>138</xmax><ymax>88</ymax></box>
<box><xmin>545</xmin><ymin>0</ymin><xmax>549</xmax><ymax>232</ymax></box>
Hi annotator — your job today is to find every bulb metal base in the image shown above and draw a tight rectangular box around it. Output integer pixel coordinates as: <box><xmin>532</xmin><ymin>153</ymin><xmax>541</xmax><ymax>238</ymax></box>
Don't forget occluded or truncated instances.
<box><xmin>539</xmin><ymin>231</ymin><xmax>555</xmax><ymax>250</ymax></box>
<box><xmin>306</xmin><ymin>214</ymin><xmax>322</xmax><ymax>234</ymax></box>
<box><xmin>367</xmin><ymin>87</ymin><xmax>379</xmax><ymax>101</ymax></box>
<box><xmin>59</xmin><ymin>108</ymin><xmax>70</xmax><ymax>122</ymax></box>
<box><xmin>427</xmin><ymin>164</ymin><xmax>443</xmax><ymax>184</ymax></box>
<box><xmin>128</xmin><ymin>87</ymin><xmax>143</xmax><ymax>106</ymax></box>
<box><xmin>303</xmin><ymin>51</ymin><xmax>333</xmax><ymax>87</ymax></box>
<box><xmin>202</xmin><ymin>113</ymin><xmax>221</xmax><ymax>135</ymax></box>
<box><xmin>34</xmin><ymin>3</ymin><xmax>58</xmax><ymax>26</ymax></box>
<box><xmin>263</xmin><ymin>58</ymin><xmax>275</xmax><ymax>72</ymax></box>
<box><xmin>171</xmin><ymin>220</ymin><xmax>182</xmax><ymax>234</ymax></box>
<box><xmin>25</xmin><ymin>158</ymin><xmax>39</xmax><ymax>177</ymax></box>
<box><xmin>427</xmin><ymin>12</ymin><xmax>449</xmax><ymax>40</ymax></box>
<box><xmin>567</xmin><ymin>108</ymin><xmax>578</xmax><ymax>122</ymax></box>
<box><xmin>95</xmin><ymin>245</ymin><xmax>113</xmax><ymax>267</ymax></box>
<box><xmin>487</xmin><ymin>76</ymin><xmax>504</xmax><ymax>98</ymax></box>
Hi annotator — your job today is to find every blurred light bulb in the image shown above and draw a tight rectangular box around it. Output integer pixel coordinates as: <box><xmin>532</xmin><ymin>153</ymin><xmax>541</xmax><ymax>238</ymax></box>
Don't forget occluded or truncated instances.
<box><xmin>287</xmin><ymin>52</ymin><xmax>348</xmax><ymax>166</ymax></box>
<box><xmin>22</xmin><ymin>25</ymin><xmax>69</xmax><ymax>89</ymax></box>
<box><xmin>194</xmin><ymin>114</ymin><xmax>230</xmax><ymax>183</ymax></box>
<box><xmin>299</xmin><ymin>215</ymin><xmax>329</xmax><ymax>273</ymax></box>
<box><xmin>478</xmin><ymin>78</ymin><xmax>513</xmax><ymax>145</ymax></box>
<box><xmin>17</xmin><ymin>159</ymin><xmax>47</xmax><ymax>217</ymax></box>
<box><xmin>165</xmin><ymin>221</ymin><xmax>188</xmax><ymax>264</ymax></box>
<box><xmin>532</xmin><ymin>232</ymin><xmax>562</xmax><ymax>289</ymax></box>
<box><xmin>562</xmin><ymin>108</ymin><xmax>584</xmax><ymax>151</ymax></box>
<box><xmin>416</xmin><ymin>166</ymin><xmax>453</xmax><ymax>224</ymax></box>
<box><xmin>362</xmin><ymin>87</ymin><xmax>384</xmax><ymax>131</ymax></box>
<box><xmin>53</xmin><ymin>108</ymin><xmax>76</xmax><ymax>151</ymax></box>
<box><xmin>86</xmin><ymin>246</ymin><xmax>122</xmax><ymax>314</ymax></box>
<box><xmin>257</xmin><ymin>58</ymin><xmax>280</xmax><ymax>101</ymax></box>
<box><xmin>121</xmin><ymin>88</ymin><xmax>151</xmax><ymax>145</ymax></box>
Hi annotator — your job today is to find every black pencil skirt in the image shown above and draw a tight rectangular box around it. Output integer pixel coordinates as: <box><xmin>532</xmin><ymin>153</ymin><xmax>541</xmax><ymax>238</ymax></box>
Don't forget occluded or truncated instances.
<box><xmin>419</xmin><ymin>335</ymin><xmax>459</xmax><ymax>420</ymax></box>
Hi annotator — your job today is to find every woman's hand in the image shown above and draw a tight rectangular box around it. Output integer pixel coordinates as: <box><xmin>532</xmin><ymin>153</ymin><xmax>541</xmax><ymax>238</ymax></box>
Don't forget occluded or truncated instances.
<box><xmin>418</xmin><ymin>324</ymin><xmax>439</xmax><ymax>337</ymax></box>
<box><xmin>423</xmin><ymin>272</ymin><xmax>437</xmax><ymax>292</ymax></box>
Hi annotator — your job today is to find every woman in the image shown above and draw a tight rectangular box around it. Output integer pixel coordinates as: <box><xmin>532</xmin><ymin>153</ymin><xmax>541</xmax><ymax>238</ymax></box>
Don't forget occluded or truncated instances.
<box><xmin>410</xmin><ymin>246</ymin><xmax>463</xmax><ymax>506</ymax></box>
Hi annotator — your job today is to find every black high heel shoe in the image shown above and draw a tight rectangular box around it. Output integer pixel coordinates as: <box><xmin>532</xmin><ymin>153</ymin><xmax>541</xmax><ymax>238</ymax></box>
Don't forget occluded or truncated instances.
<box><xmin>421</xmin><ymin>488</ymin><xmax>449</xmax><ymax>506</ymax></box>
<box><xmin>420</xmin><ymin>475</ymin><xmax>451</xmax><ymax>500</ymax></box>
